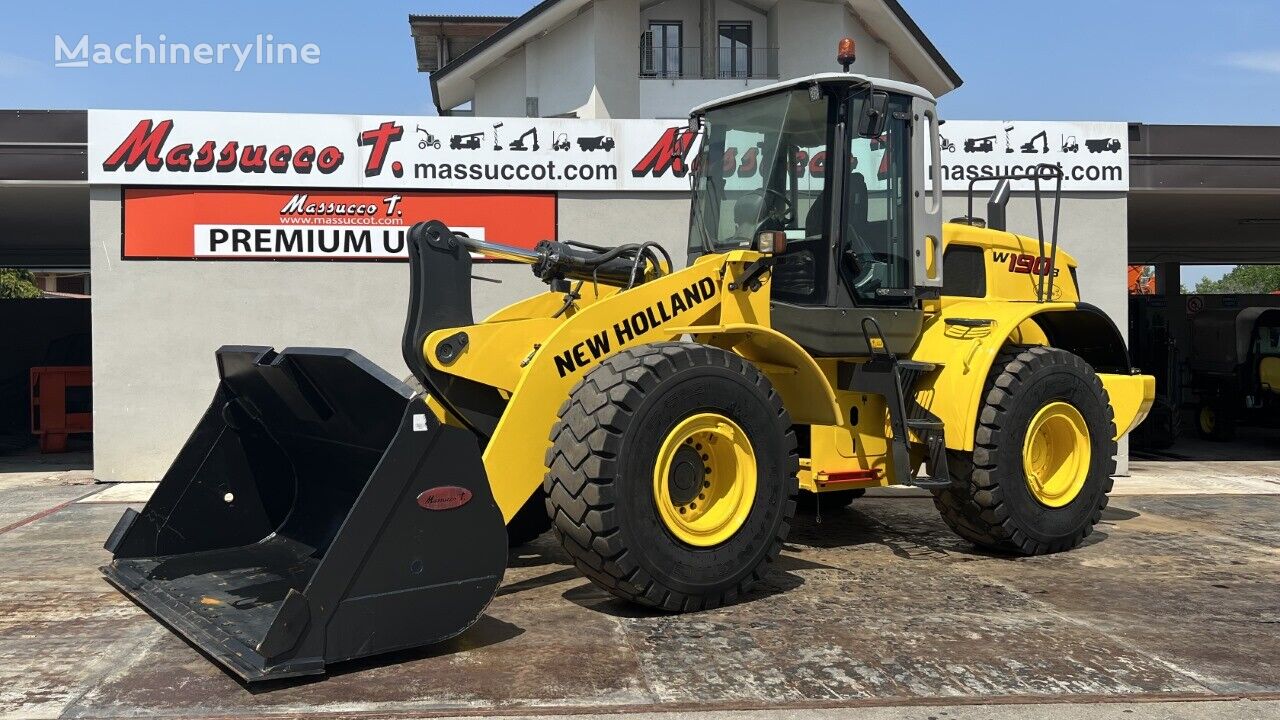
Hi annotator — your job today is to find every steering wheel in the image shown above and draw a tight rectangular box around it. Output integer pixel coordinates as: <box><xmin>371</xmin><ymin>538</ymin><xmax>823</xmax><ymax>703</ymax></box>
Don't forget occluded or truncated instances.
<box><xmin>751</xmin><ymin>187</ymin><xmax>794</xmax><ymax>227</ymax></box>
<box><xmin>840</xmin><ymin>224</ymin><xmax>883</xmax><ymax>294</ymax></box>
<box><xmin>728</xmin><ymin>188</ymin><xmax>795</xmax><ymax>246</ymax></box>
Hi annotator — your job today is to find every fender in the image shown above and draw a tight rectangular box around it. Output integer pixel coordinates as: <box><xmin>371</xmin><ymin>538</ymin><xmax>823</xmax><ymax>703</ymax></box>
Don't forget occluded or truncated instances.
<box><xmin>453</xmin><ymin>258</ymin><xmax>728</xmax><ymax>520</ymax></box>
<box><xmin>913</xmin><ymin>300</ymin><xmax>1137</xmax><ymax>451</ymax></box>
<box><xmin>689</xmin><ymin>323</ymin><xmax>841</xmax><ymax>427</ymax></box>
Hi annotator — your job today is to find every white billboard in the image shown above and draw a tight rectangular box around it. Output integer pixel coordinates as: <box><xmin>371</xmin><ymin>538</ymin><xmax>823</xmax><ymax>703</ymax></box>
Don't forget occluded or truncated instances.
<box><xmin>937</xmin><ymin>121</ymin><xmax>1129</xmax><ymax>192</ymax></box>
<box><xmin>89</xmin><ymin>110</ymin><xmax>697</xmax><ymax>191</ymax></box>
<box><xmin>89</xmin><ymin>111</ymin><xmax>1129</xmax><ymax>193</ymax></box>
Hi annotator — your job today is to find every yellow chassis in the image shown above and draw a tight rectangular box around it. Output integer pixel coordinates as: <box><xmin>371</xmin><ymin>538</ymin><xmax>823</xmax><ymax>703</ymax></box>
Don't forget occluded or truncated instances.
<box><xmin>422</xmin><ymin>243</ymin><xmax>1154</xmax><ymax>521</ymax></box>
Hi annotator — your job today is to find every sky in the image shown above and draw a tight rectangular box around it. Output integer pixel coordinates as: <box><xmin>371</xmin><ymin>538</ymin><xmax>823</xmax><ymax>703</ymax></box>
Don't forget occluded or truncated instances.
<box><xmin>3</xmin><ymin>0</ymin><xmax>1279</xmax><ymax>121</ymax></box>
<box><xmin>3</xmin><ymin>0</ymin><xmax>1277</xmax><ymax>282</ymax></box>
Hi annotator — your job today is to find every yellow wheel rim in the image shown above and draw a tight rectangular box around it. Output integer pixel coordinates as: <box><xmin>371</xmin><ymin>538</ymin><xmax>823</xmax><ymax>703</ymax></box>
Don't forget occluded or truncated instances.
<box><xmin>1199</xmin><ymin>406</ymin><xmax>1215</xmax><ymax>435</ymax></box>
<box><xmin>653</xmin><ymin>413</ymin><xmax>757</xmax><ymax>547</ymax></box>
<box><xmin>1022</xmin><ymin>401</ymin><xmax>1091</xmax><ymax>508</ymax></box>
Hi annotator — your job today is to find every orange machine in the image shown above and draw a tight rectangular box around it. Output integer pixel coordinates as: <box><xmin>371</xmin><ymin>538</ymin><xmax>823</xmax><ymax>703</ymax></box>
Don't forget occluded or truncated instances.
<box><xmin>30</xmin><ymin>366</ymin><xmax>92</xmax><ymax>453</ymax></box>
<box><xmin>1129</xmin><ymin>265</ymin><xmax>1156</xmax><ymax>294</ymax></box>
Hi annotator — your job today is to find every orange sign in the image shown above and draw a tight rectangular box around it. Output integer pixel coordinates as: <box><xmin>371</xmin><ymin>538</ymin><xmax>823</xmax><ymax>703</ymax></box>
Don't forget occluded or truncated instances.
<box><xmin>122</xmin><ymin>188</ymin><xmax>557</xmax><ymax>260</ymax></box>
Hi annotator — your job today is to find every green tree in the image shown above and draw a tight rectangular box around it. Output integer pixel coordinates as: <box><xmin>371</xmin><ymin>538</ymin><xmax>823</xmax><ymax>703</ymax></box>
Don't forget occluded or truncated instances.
<box><xmin>0</xmin><ymin>269</ymin><xmax>41</xmax><ymax>299</ymax></box>
<box><xmin>1194</xmin><ymin>265</ymin><xmax>1280</xmax><ymax>294</ymax></box>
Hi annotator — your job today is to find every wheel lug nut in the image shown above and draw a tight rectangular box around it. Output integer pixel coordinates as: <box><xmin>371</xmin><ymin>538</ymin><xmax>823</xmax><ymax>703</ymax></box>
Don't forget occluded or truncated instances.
<box><xmin>698</xmin><ymin>493</ymin><xmax>705</xmax><ymax>500</ymax></box>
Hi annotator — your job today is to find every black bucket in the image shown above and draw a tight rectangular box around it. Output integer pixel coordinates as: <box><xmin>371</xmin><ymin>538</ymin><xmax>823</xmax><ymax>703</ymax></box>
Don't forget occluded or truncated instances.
<box><xmin>101</xmin><ymin>346</ymin><xmax>507</xmax><ymax>682</ymax></box>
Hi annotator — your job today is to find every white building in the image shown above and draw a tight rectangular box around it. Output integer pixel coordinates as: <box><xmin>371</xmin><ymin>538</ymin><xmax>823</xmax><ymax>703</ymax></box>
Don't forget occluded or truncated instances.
<box><xmin>413</xmin><ymin>0</ymin><xmax>962</xmax><ymax>119</ymax></box>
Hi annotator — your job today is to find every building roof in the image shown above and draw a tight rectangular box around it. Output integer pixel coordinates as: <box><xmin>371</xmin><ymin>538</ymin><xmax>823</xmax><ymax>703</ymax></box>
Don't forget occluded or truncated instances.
<box><xmin>419</xmin><ymin>0</ymin><xmax>962</xmax><ymax>114</ymax></box>
<box><xmin>409</xmin><ymin>14</ymin><xmax>517</xmax><ymax>73</ymax></box>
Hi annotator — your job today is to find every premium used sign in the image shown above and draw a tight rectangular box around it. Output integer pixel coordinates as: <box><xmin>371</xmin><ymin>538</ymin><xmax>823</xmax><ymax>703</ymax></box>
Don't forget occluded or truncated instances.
<box><xmin>121</xmin><ymin>188</ymin><xmax>557</xmax><ymax>259</ymax></box>
<box><xmin>90</xmin><ymin>110</ymin><xmax>698</xmax><ymax>192</ymax></box>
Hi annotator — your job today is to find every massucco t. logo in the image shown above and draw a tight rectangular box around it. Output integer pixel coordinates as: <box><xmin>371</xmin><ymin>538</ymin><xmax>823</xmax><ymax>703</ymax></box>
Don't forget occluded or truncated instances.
<box><xmin>90</xmin><ymin>110</ymin><xmax>721</xmax><ymax>191</ymax></box>
<box><xmin>102</xmin><ymin>119</ymin><xmax>348</xmax><ymax>175</ymax></box>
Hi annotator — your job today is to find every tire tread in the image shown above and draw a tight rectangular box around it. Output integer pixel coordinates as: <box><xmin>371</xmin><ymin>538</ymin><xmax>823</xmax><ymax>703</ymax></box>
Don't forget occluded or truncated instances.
<box><xmin>932</xmin><ymin>345</ymin><xmax>1117</xmax><ymax>555</ymax></box>
<box><xmin>543</xmin><ymin>342</ymin><xmax>798</xmax><ymax>610</ymax></box>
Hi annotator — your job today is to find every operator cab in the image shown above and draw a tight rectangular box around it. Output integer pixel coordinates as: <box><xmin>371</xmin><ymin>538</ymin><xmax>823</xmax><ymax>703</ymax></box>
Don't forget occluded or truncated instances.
<box><xmin>686</xmin><ymin>47</ymin><xmax>943</xmax><ymax>356</ymax></box>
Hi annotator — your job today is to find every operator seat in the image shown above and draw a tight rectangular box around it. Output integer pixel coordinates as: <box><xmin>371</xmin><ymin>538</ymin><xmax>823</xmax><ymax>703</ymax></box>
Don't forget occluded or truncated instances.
<box><xmin>804</xmin><ymin>171</ymin><xmax>869</xmax><ymax>240</ymax></box>
<box><xmin>733</xmin><ymin>192</ymin><xmax>764</xmax><ymax>240</ymax></box>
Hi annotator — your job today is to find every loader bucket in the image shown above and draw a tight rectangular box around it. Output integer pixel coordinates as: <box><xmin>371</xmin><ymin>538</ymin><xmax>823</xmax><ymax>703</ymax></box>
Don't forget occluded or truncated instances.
<box><xmin>101</xmin><ymin>346</ymin><xmax>507</xmax><ymax>682</ymax></box>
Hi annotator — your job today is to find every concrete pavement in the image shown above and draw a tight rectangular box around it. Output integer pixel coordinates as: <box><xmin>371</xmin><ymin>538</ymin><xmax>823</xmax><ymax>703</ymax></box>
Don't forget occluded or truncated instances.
<box><xmin>0</xmin><ymin>448</ymin><xmax>1276</xmax><ymax>719</ymax></box>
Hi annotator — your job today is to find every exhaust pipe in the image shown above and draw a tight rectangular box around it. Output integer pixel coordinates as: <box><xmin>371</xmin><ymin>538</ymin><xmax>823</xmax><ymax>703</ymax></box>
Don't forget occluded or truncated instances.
<box><xmin>986</xmin><ymin>178</ymin><xmax>1011</xmax><ymax>231</ymax></box>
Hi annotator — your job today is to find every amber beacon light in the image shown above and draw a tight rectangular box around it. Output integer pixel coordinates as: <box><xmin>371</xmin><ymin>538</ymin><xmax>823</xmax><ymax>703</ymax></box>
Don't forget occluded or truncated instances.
<box><xmin>837</xmin><ymin>37</ymin><xmax>856</xmax><ymax>71</ymax></box>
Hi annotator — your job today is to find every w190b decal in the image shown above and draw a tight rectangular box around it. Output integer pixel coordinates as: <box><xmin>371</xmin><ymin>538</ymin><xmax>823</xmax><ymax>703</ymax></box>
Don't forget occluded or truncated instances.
<box><xmin>993</xmin><ymin>251</ymin><xmax>1059</xmax><ymax>277</ymax></box>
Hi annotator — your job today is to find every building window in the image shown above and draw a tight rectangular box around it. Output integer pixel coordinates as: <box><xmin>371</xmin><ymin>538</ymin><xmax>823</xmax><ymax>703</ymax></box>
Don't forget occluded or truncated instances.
<box><xmin>643</xmin><ymin>21</ymin><xmax>682</xmax><ymax>77</ymax></box>
<box><xmin>718</xmin><ymin>22</ymin><xmax>751</xmax><ymax>78</ymax></box>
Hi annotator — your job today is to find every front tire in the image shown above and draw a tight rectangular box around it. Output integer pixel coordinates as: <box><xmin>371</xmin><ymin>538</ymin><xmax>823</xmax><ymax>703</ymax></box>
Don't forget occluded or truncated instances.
<box><xmin>932</xmin><ymin>346</ymin><xmax>1117</xmax><ymax>555</ymax></box>
<box><xmin>544</xmin><ymin>342</ymin><xmax>798</xmax><ymax>611</ymax></box>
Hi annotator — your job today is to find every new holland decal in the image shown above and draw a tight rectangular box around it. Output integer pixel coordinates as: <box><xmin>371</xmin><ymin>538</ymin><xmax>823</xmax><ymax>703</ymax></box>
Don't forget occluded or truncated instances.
<box><xmin>554</xmin><ymin>277</ymin><xmax>718</xmax><ymax>377</ymax></box>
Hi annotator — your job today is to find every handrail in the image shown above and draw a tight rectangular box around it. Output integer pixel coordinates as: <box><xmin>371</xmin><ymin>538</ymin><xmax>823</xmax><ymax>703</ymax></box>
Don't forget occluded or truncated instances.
<box><xmin>965</xmin><ymin>164</ymin><xmax>1064</xmax><ymax>303</ymax></box>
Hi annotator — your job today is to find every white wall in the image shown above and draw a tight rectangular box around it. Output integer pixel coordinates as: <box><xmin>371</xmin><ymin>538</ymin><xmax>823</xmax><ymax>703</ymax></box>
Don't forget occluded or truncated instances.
<box><xmin>474</xmin><ymin>48</ymin><xmax>527</xmax><ymax>118</ymax></box>
<box><xmin>592</xmin><ymin>0</ymin><xmax>641</xmax><ymax>118</ymax></box>
<box><xmin>773</xmin><ymin>0</ymin><xmax>906</xmax><ymax>84</ymax></box>
<box><xmin>639</xmin><ymin>76</ymin><xmax>775</xmax><ymax>118</ymax></box>
<box><xmin>527</xmin><ymin>6</ymin><xmax>599</xmax><ymax>117</ymax></box>
<box><xmin>89</xmin><ymin>185</ymin><xmax>411</xmax><ymax>482</ymax></box>
<box><xmin>89</xmin><ymin>187</ymin><xmax>691</xmax><ymax>481</ymax></box>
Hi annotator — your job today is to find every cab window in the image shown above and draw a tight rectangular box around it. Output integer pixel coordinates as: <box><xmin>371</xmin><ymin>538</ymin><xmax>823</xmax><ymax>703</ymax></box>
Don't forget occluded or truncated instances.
<box><xmin>839</xmin><ymin>92</ymin><xmax>912</xmax><ymax>306</ymax></box>
<box><xmin>688</xmin><ymin>89</ymin><xmax>833</xmax><ymax>304</ymax></box>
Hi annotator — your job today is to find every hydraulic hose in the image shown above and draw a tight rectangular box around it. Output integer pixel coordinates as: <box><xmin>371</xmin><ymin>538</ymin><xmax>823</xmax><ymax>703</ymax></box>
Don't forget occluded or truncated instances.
<box><xmin>456</xmin><ymin>233</ymin><xmax>664</xmax><ymax>288</ymax></box>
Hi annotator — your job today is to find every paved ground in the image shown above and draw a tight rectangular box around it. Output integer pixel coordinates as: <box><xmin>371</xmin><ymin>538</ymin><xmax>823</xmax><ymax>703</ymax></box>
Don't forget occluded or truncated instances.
<box><xmin>0</xmin><ymin>444</ymin><xmax>1277</xmax><ymax>720</ymax></box>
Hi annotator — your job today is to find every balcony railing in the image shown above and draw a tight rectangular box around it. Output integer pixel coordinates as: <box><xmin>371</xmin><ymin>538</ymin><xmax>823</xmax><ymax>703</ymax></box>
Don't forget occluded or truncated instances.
<box><xmin>639</xmin><ymin>45</ymin><xmax>779</xmax><ymax>80</ymax></box>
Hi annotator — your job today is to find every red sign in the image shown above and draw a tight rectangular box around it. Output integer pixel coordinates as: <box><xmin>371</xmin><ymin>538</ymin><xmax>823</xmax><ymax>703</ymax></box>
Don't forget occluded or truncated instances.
<box><xmin>122</xmin><ymin>188</ymin><xmax>556</xmax><ymax>260</ymax></box>
<box><xmin>416</xmin><ymin>486</ymin><xmax>474</xmax><ymax>511</ymax></box>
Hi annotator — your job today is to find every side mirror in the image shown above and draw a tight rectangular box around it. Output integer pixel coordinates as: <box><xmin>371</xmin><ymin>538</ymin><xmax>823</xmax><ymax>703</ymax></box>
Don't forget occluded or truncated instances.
<box><xmin>858</xmin><ymin>91</ymin><xmax>889</xmax><ymax>138</ymax></box>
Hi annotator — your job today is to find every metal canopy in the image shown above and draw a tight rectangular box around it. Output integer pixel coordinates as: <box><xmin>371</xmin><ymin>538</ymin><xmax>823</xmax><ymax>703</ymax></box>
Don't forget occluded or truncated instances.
<box><xmin>0</xmin><ymin>110</ymin><xmax>88</xmax><ymax>269</ymax></box>
<box><xmin>1129</xmin><ymin>123</ymin><xmax>1280</xmax><ymax>265</ymax></box>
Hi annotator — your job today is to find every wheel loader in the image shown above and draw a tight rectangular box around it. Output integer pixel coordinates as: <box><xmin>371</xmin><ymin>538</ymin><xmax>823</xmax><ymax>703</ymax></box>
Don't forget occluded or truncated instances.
<box><xmin>102</xmin><ymin>41</ymin><xmax>1155</xmax><ymax>682</ymax></box>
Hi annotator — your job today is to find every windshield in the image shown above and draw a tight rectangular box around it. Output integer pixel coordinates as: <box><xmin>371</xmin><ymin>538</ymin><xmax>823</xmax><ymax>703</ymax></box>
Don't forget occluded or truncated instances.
<box><xmin>688</xmin><ymin>89</ymin><xmax>831</xmax><ymax>260</ymax></box>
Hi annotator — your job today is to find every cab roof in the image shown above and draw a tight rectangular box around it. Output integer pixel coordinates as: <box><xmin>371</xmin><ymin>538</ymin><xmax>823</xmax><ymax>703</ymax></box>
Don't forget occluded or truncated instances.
<box><xmin>689</xmin><ymin>73</ymin><xmax>936</xmax><ymax>117</ymax></box>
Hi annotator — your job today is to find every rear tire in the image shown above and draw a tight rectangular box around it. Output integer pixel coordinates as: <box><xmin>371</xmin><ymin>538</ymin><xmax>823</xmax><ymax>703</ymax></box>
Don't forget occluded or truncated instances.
<box><xmin>544</xmin><ymin>342</ymin><xmax>798</xmax><ymax>611</ymax></box>
<box><xmin>932</xmin><ymin>346</ymin><xmax>1117</xmax><ymax>555</ymax></box>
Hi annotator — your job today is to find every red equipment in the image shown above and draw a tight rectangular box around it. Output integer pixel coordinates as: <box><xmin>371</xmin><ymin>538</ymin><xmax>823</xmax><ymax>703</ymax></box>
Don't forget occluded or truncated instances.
<box><xmin>30</xmin><ymin>366</ymin><xmax>92</xmax><ymax>453</ymax></box>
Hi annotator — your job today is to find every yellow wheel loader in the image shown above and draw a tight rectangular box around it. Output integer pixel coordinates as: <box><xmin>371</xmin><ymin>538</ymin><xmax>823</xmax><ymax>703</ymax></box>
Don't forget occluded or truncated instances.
<box><xmin>102</xmin><ymin>44</ymin><xmax>1154</xmax><ymax>682</ymax></box>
